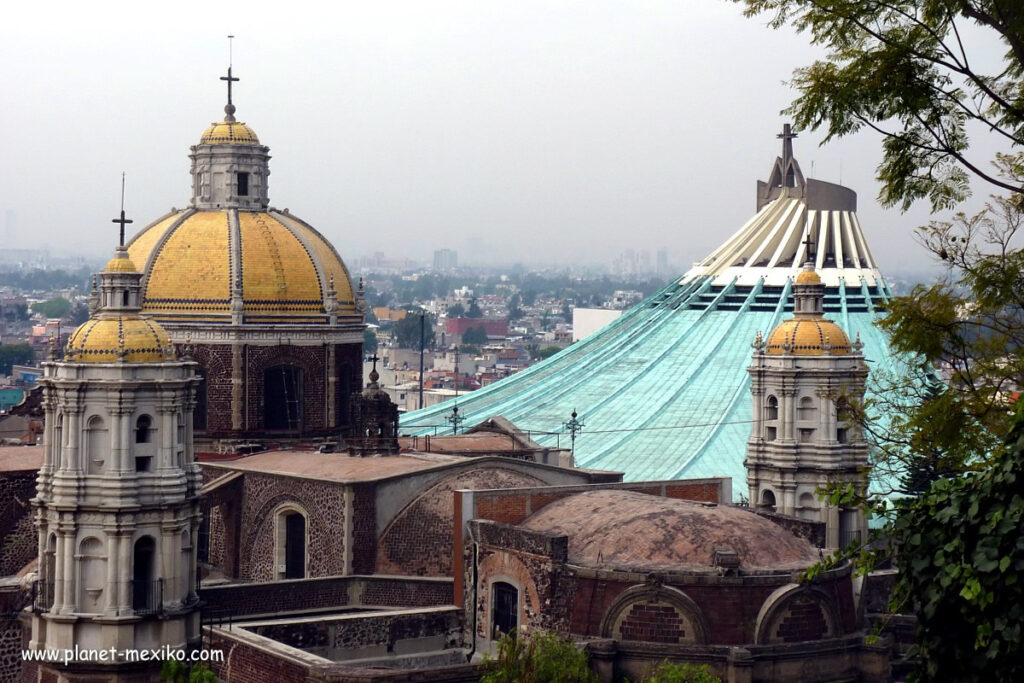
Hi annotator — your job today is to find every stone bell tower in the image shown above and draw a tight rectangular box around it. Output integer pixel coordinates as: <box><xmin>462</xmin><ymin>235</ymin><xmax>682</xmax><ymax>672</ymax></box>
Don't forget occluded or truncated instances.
<box><xmin>29</xmin><ymin>233</ymin><xmax>202</xmax><ymax>681</ymax></box>
<box><xmin>745</xmin><ymin>262</ymin><xmax>869</xmax><ymax>549</ymax></box>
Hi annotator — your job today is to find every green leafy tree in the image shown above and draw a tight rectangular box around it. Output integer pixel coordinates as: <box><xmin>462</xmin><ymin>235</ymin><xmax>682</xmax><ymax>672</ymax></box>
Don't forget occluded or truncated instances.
<box><xmin>467</xmin><ymin>298</ymin><xmax>484</xmax><ymax>318</ymax></box>
<box><xmin>642</xmin><ymin>659</ymin><xmax>721</xmax><ymax>683</ymax></box>
<box><xmin>448</xmin><ymin>302</ymin><xmax>466</xmax><ymax>318</ymax></box>
<box><xmin>462</xmin><ymin>325</ymin><xmax>489</xmax><ymax>345</ymax></box>
<box><xmin>886</xmin><ymin>408</ymin><xmax>1024</xmax><ymax>680</ymax></box>
<box><xmin>481</xmin><ymin>630</ymin><xmax>598</xmax><ymax>683</ymax></box>
<box><xmin>735</xmin><ymin>0</ymin><xmax>1024</xmax><ymax>211</ymax></box>
<box><xmin>392</xmin><ymin>312</ymin><xmax>436</xmax><ymax>351</ymax></box>
<box><xmin>160</xmin><ymin>660</ymin><xmax>217</xmax><ymax>683</ymax></box>
<box><xmin>535</xmin><ymin>345</ymin><xmax>562</xmax><ymax>360</ymax></box>
<box><xmin>0</xmin><ymin>344</ymin><xmax>35</xmax><ymax>375</ymax></box>
<box><xmin>363</xmin><ymin>328</ymin><xmax>379</xmax><ymax>354</ymax></box>
<box><xmin>30</xmin><ymin>297</ymin><xmax>72</xmax><ymax>319</ymax></box>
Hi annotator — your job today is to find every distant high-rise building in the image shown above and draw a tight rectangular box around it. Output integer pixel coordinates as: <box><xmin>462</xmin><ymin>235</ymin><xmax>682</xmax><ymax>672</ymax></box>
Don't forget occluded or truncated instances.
<box><xmin>433</xmin><ymin>248</ymin><xmax>458</xmax><ymax>271</ymax></box>
<box><xmin>656</xmin><ymin>249</ymin><xmax>669</xmax><ymax>276</ymax></box>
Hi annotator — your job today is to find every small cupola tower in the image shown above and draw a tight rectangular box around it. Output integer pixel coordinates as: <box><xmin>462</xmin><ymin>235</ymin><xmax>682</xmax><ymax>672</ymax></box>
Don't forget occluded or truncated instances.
<box><xmin>29</xmin><ymin>201</ymin><xmax>202</xmax><ymax>681</ymax></box>
<box><xmin>745</xmin><ymin>259</ymin><xmax>869</xmax><ymax>549</ymax></box>
<box><xmin>189</xmin><ymin>62</ymin><xmax>271</xmax><ymax>210</ymax></box>
<box><xmin>349</xmin><ymin>355</ymin><xmax>400</xmax><ymax>456</ymax></box>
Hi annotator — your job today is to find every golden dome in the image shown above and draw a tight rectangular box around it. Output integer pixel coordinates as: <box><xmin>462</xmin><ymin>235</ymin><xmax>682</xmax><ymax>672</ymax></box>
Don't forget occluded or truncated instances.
<box><xmin>126</xmin><ymin>209</ymin><xmax>357</xmax><ymax>324</ymax></box>
<box><xmin>103</xmin><ymin>252</ymin><xmax>138</xmax><ymax>272</ymax></box>
<box><xmin>66</xmin><ymin>316</ymin><xmax>174</xmax><ymax>363</ymax></box>
<box><xmin>764</xmin><ymin>318</ymin><xmax>851</xmax><ymax>355</ymax></box>
<box><xmin>199</xmin><ymin>121</ymin><xmax>260</xmax><ymax>145</ymax></box>
<box><xmin>795</xmin><ymin>268</ymin><xmax>821</xmax><ymax>284</ymax></box>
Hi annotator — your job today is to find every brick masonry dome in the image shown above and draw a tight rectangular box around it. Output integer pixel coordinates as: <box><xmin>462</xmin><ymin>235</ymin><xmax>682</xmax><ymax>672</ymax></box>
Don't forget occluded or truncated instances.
<box><xmin>521</xmin><ymin>490</ymin><xmax>819</xmax><ymax>571</ymax></box>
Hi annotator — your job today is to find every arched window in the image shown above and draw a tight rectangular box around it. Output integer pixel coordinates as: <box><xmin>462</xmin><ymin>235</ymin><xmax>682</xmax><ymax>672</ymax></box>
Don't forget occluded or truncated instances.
<box><xmin>135</xmin><ymin>415</ymin><xmax>152</xmax><ymax>443</ymax></box>
<box><xmin>85</xmin><ymin>415</ymin><xmax>106</xmax><ymax>475</ymax></box>
<box><xmin>761</xmin><ymin>489</ymin><xmax>777</xmax><ymax>511</ymax></box>
<box><xmin>276</xmin><ymin>507</ymin><xmax>307</xmax><ymax>580</ymax></box>
<box><xmin>492</xmin><ymin>581</ymin><xmax>519</xmax><ymax>640</ymax></box>
<box><xmin>132</xmin><ymin>536</ymin><xmax>158</xmax><ymax>615</ymax></box>
<box><xmin>765</xmin><ymin>395</ymin><xmax>779</xmax><ymax>420</ymax></box>
<box><xmin>264</xmin><ymin>365</ymin><xmax>303</xmax><ymax>432</ymax></box>
<box><xmin>798</xmin><ymin>396</ymin><xmax>816</xmax><ymax>421</ymax></box>
<box><xmin>193</xmin><ymin>368</ymin><xmax>208</xmax><ymax>432</ymax></box>
<box><xmin>78</xmin><ymin>536</ymin><xmax>106</xmax><ymax>613</ymax></box>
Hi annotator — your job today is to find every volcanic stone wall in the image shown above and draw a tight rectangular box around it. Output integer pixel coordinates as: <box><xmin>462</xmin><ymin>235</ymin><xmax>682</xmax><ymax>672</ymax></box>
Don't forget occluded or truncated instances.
<box><xmin>0</xmin><ymin>470</ymin><xmax>38</xmax><ymax>576</ymax></box>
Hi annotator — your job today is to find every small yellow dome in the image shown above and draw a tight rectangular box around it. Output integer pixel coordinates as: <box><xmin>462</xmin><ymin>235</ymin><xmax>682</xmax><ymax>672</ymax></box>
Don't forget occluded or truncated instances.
<box><xmin>795</xmin><ymin>268</ymin><xmax>821</xmax><ymax>284</ymax></box>
<box><xmin>65</xmin><ymin>316</ymin><xmax>175</xmax><ymax>363</ymax></box>
<box><xmin>200</xmin><ymin>121</ymin><xmax>260</xmax><ymax>145</ymax></box>
<box><xmin>764</xmin><ymin>318</ymin><xmax>851</xmax><ymax>355</ymax></box>
<box><xmin>104</xmin><ymin>252</ymin><xmax>139</xmax><ymax>272</ymax></box>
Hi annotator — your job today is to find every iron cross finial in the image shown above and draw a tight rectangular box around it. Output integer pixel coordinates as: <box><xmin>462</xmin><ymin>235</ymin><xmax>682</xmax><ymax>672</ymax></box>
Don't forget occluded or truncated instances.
<box><xmin>221</xmin><ymin>37</ymin><xmax>240</xmax><ymax>122</ymax></box>
<box><xmin>801</xmin><ymin>231</ymin><xmax>816</xmax><ymax>262</ymax></box>
<box><xmin>112</xmin><ymin>173</ymin><xmax>133</xmax><ymax>247</ymax></box>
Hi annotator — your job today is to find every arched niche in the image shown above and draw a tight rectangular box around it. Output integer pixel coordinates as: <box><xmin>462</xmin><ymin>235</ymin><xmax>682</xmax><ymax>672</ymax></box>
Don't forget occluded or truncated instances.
<box><xmin>600</xmin><ymin>583</ymin><xmax>709</xmax><ymax>645</ymax></box>
<box><xmin>755</xmin><ymin>583</ymin><xmax>840</xmax><ymax>645</ymax></box>
<box><xmin>77</xmin><ymin>536</ymin><xmax>106</xmax><ymax>613</ymax></box>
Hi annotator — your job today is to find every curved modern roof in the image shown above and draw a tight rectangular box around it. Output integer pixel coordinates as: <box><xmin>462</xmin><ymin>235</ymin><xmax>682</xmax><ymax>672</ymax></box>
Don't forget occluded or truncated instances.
<box><xmin>401</xmin><ymin>127</ymin><xmax>905</xmax><ymax>490</ymax></box>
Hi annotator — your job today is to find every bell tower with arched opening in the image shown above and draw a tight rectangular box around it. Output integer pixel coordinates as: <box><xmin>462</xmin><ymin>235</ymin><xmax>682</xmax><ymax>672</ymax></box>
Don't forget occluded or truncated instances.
<box><xmin>745</xmin><ymin>262</ymin><xmax>869</xmax><ymax>548</ymax></box>
<box><xmin>29</xmin><ymin>236</ymin><xmax>202</xmax><ymax>680</ymax></box>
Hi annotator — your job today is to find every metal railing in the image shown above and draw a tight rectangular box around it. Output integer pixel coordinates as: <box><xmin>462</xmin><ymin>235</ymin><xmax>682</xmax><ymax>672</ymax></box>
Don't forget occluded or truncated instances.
<box><xmin>34</xmin><ymin>581</ymin><xmax>54</xmax><ymax>612</ymax></box>
<box><xmin>131</xmin><ymin>579</ymin><xmax>163</xmax><ymax>617</ymax></box>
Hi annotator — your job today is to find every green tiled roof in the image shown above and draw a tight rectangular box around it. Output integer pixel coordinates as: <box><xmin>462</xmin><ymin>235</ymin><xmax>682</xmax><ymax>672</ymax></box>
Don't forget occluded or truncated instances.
<box><xmin>400</xmin><ymin>275</ymin><xmax>903</xmax><ymax>491</ymax></box>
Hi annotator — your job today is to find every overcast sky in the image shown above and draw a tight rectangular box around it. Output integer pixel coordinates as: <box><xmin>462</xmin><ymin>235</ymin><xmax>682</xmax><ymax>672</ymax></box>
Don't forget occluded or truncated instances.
<box><xmin>0</xmin><ymin>1</ymin><xmax>1004</xmax><ymax>275</ymax></box>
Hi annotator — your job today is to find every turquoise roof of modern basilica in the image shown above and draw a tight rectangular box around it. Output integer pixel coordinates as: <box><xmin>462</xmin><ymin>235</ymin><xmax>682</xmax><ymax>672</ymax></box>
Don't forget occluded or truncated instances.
<box><xmin>401</xmin><ymin>132</ymin><xmax>907</xmax><ymax>490</ymax></box>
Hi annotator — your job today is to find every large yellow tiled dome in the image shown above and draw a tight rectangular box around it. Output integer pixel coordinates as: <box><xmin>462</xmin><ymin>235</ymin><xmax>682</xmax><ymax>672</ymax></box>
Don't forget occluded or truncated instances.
<box><xmin>66</xmin><ymin>316</ymin><xmax>174</xmax><ymax>363</ymax></box>
<box><xmin>126</xmin><ymin>209</ymin><xmax>357</xmax><ymax>324</ymax></box>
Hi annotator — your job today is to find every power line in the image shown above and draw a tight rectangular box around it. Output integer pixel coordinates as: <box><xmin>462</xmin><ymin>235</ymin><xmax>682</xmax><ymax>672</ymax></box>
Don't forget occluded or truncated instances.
<box><xmin>400</xmin><ymin>417</ymin><xmax>757</xmax><ymax>437</ymax></box>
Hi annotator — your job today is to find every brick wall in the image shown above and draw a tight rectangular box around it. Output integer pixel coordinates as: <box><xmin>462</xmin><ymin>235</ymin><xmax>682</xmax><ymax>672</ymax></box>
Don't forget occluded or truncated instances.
<box><xmin>375</xmin><ymin>468</ymin><xmax>546</xmax><ymax>577</ymax></box>
<box><xmin>0</xmin><ymin>586</ymin><xmax>28</xmax><ymax>682</ymax></box>
<box><xmin>238</xmin><ymin>472</ymin><xmax>346</xmax><ymax>582</ymax></box>
<box><xmin>249</xmin><ymin>607</ymin><xmax>462</xmax><ymax>660</ymax></box>
<box><xmin>753</xmin><ymin>509</ymin><xmax>826</xmax><ymax>548</ymax></box>
<box><xmin>194</xmin><ymin>341</ymin><xmax>362</xmax><ymax>438</ymax></box>
<box><xmin>468</xmin><ymin>478</ymin><xmax>727</xmax><ymax>527</ymax></box>
<box><xmin>193</xmin><ymin>344</ymin><xmax>233</xmax><ymax>434</ymax></box>
<box><xmin>0</xmin><ymin>470</ymin><xmax>38</xmax><ymax>576</ymax></box>
<box><xmin>200</xmin><ymin>576</ymin><xmax>453</xmax><ymax>619</ymax></box>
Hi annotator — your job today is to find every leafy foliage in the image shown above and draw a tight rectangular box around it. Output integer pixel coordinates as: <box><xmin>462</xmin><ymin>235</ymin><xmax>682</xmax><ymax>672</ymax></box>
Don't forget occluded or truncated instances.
<box><xmin>392</xmin><ymin>312</ymin><xmax>436</xmax><ymax>351</ymax></box>
<box><xmin>640</xmin><ymin>659</ymin><xmax>721</xmax><ymax>683</ymax></box>
<box><xmin>888</xmin><ymin>408</ymin><xmax>1024</xmax><ymax>680</ymax></box>
<box><xmin>481</xmin><ymin>630</ymin><xmax>598</xmax><ymax>683</ymax></box>
<box><xmin>363</xmin><ymin>328</ymin><xmax>379</xmax><ymax>354</ymax></box>
<box><xmin>160</xmin><ymin>660</ymin><xmax>217</xmax><ymax>683</ymax></box>
<box><xmin>736</xmin><ymin>0</ymin><xmax>1024</xmax><ymax>211</ymax></box>
<box><xmin>30</xmin><ymin>297</ymin><xmax>72</xmax><ymax>319</ymax></box>
<box><xmin>0</xmin><ymin>344</ymin><xmax>35</xmax><ymax>375</ymax></box>
<box><xmin>447</xmin><ymin>302</ymin><xmax>466</xmax><ymax>317</ymax></box>
<box><xmin>462</xmin><ymin>325</ymin><xmax>489</xmax><ymax>345</ymax></box>
<box><xmin>467</xmin><ymin>298</ymin><xmax>484</xmax><ymax>318</ymax></box>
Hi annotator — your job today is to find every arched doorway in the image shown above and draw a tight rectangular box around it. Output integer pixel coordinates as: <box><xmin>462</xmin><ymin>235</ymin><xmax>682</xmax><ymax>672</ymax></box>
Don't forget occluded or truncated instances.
<box><xmin>264</xmin><ymin>365</ymin><xmax>303</xmax><ymax>432</ymax></box>
<box><xmin>492</xmin><ymin>581</ymin><xmax>519</xmax><ymax>639</ymax></box>
<box><xmin>276</xmin><ymin>509</ymin><xmax>307</xmax><ymax>580</ymax></box>
<box><xmin>132</xmin><ymin>536</ymin><xmax>157</xmax><ymax>615</ymax></box>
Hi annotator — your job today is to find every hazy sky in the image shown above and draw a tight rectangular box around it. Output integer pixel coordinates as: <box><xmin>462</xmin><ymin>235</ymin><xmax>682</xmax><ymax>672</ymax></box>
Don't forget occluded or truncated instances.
<box><xmin>0</xmin><ymin>1</ymin><xmax>1004</xmax><ymax>274</ymax></box>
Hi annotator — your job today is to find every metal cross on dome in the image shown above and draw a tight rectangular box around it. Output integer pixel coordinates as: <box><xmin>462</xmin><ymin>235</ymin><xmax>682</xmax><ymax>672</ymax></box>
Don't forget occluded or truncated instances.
<box><xmin>220</xmin><ymin>35</ymin><xmax>239</xmax><ymax>121</ymax></box>
<box><xmin>446</xmin><ymin>403</ymin><xmax>465</xmax><ymax>435</ymax></box>
<box><xmin>563</xmin><ymin>409</ymin><xmax>585</xmax><ymax>455</ymax></box>
<box><xmin>801</xmin><ymin>231</ymin><xmax>817</xmax><ymax>263</ymax></box>
<box><xmin>112</xmin><ymin>172</ymin><xmax>132</xmax><ymax>246</ymax></box>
